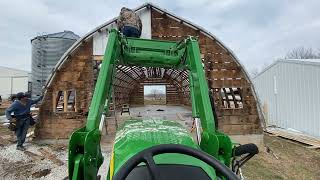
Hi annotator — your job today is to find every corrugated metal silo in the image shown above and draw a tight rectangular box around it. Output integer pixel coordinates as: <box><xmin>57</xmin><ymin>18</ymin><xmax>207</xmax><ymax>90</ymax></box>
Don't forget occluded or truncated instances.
<box><xmin>31</xmin><ymin>31</ymin><xmax>80</xmax><ymax>98</ymax></box>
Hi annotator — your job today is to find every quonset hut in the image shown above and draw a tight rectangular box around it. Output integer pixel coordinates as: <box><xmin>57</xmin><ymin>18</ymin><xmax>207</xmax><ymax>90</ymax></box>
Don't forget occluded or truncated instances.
<box><xmin>35</xmin><ymin>3</ymin><xmax>264</xmax><ymax>145</ymax></box>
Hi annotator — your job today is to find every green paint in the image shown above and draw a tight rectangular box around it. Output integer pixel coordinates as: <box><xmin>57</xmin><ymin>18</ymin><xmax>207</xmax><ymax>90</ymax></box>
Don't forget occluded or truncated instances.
<box><xmin>113</xmin><ymin>119</ymin><xmax>217</xmax><ymax>179</ymax></box>
<box><xmin>68</xmin><ymin>29</ymin><xmax>233</xmax><ymax>180</ymax></box>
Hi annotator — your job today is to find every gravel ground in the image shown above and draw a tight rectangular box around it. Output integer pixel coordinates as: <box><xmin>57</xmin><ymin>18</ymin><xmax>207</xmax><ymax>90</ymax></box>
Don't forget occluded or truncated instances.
<box><xmin>0</xmin><ymin>115</ymin><xmax>8</xmax><ymax>123</ymax></box>
<box><xmin>0</xmin><ymin>142</ymin><xmax>111</xmax><ymax>180</ymax></box>
<box><xmin>98</xmin><ymin>152</ymin><xmax>111</xmax><ymax>180</ymax></box>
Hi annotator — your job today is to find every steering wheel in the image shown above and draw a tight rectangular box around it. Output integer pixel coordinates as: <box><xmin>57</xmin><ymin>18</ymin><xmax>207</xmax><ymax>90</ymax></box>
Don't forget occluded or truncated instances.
<box><xmin>113</xmin><ymin>144</ymin><xmax>239</xmax><ymax>180</ymax></box>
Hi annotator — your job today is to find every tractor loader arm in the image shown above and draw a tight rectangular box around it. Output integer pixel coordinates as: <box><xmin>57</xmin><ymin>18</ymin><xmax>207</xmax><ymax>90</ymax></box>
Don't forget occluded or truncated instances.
<box><xmin>68</xmin><ymin>30</ymin><xmax>121</xmax><ymax>180</ymax></box>
<box><xmin>68</xmin><ymin>29</ymin><xmax>233</xmax><ymax>179</ymax></box>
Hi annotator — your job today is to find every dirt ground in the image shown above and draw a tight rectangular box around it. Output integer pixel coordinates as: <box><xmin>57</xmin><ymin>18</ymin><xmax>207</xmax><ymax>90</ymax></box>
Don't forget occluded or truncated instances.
<box><xmin>242</xmin><ymin>134</ymin><xmax>320</xmax><ymax>180</ymax></box>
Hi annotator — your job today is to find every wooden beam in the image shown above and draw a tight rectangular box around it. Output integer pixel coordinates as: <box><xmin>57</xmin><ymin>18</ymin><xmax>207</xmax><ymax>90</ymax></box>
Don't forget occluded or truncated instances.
<box><xmin>229</xmin><ymin>88</ymin><xmax>238</xmax><ymax>108</ymax></box>
<box><xmin>52</xmin><ymin>92</ymin><xmax>57</xmax><ymax>112</ymax></box>
<box><xmin>63</xmin><ymin>90</ymin><xmax>68</xmax><ymax>112</ymax></box>
<box><xmin>130</xmin><ymin>66</ymin><xmax>144</xmax><ymax>79</ymax></box>
<box><xmin>222</xmin><ymin>88</ymin><xmax>230</xmax><ymax>108</ymax></box>
<box><xmin>93</xmin><ymin>55</ymin><xmax>104</xmax><ymax>61</ymax></box>
<box><xmin>74</xmin><ymin>91</ymin><xmax>78</xmax><ymax>112</ymax></box>
<box><xmin>117</xmin><ymin>67</ymin><xmax>139</xmax><ymax>83</ymax></box>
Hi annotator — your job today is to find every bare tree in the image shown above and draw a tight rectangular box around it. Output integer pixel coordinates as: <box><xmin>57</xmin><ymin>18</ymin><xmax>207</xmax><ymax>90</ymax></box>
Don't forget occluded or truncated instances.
<box><xmin>250</xmin><ymin>62</ymin><xmax>272</xmax><ymax>78</ymax></box>
<box><xmin>151</xmin><ymin>89</ymin><xmax>160</xmax><ymax>100</ymax></box>
<box><xmin>285</xmin><ymin>47</ymin><xmax>320</xmax><ymax>59</ymax></box>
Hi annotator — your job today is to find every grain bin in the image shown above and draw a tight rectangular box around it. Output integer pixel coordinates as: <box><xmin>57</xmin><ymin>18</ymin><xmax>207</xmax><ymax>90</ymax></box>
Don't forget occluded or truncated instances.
<box><xmin>31</xmin><ymin>31</ymin><xmax>79</xmax><ymax>98</ymax></box>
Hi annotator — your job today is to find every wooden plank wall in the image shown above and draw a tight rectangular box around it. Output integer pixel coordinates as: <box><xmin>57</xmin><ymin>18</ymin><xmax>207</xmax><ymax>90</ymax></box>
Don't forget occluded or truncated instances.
<box><xmin>35</xmin><ymin>41</ymin><xmax>94</xmax><ymax>139</ymax></box>
<box><xmin>129</xmin><ymin>84</ymin><xmax>144</xmax><ymax>105</ymax></box>
<box><xmin>151</xmin><ymin>9</ymin><xmax>262</xmax><ymax>135</ymax></box>
<box><xmin>166</xmin><ymin>84</ymin><xmax>180</xmax><ymax>104</ymax></box>
<box><xmin>35</xmin><ymin>8</ymin><xmax>262</xmax><ymax>139</ymax></box>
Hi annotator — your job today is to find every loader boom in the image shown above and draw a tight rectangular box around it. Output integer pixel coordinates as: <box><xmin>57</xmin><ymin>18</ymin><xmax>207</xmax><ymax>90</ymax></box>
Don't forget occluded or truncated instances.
<box><xmin>68</xmin><ymin>29</ymin><xmax>233</xmax><ymax>179</ymax></box>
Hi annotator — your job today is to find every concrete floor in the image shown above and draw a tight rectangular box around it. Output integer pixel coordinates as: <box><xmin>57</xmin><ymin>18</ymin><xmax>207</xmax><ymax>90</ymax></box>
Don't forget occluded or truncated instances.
<box><xmin>101</xmin><ymin>104</ymin><xmax>194</xmax><ymax>145</ymax></box>
<box><xmin>129</xmin><ymin>105</ymin><xmax>192</xmax><ymax>120</ymax></box>
<box><xmin>98</xmin><ymin>104</ymin><xmax>194</xmax><ymax>180</ymax></box>
<box><xmin>102</xmin><ymin>105</ymin><xmax>194</xmax><ymax>142</ymax></box>
<box><xmin>103</xmin><ymin>104</ymin><xmax>264</xmax><ymax>148</ymax></box>
<box><xmin>117</xmin><ymin>104</ymin><xmax>194</xmax><ymax>131</ymax></box>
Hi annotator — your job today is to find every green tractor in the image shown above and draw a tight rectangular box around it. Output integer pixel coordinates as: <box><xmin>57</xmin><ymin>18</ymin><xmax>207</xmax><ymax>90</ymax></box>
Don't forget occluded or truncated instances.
<box><xmin>68</xmin><ymin>29</ymin><xmax>258</xmax><ymax>180</ymax></box>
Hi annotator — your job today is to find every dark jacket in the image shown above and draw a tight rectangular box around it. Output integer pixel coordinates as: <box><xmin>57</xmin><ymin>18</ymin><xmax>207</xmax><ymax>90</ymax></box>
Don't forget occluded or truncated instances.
<box><xmin>5</xmin><ymin>96</ymin><xmax>43</xmax><ymax>120</ymax></box>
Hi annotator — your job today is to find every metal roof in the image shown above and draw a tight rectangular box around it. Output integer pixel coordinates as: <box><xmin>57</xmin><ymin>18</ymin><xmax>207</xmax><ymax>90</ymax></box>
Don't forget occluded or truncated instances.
<box><xmin>0</xmin><ymin>66</ymin><xmax>30</xmax><ymax>74</ymax></box>
<box><xmin>254</xmin><ymin>59</ymin><xmax>320</xmax><ymax>79</ymax></box>
<box><xmin>31</xmin><ymin>30</ymin><xmax>80</xmax><ymax>42</ymax></box>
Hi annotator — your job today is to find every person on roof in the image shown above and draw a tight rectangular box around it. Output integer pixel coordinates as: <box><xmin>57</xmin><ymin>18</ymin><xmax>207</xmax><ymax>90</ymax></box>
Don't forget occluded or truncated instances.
<box><xmin>117</xmin><ymin>7</ymin><xmax>142</xmax><ymax>38</ymax></box>
<box><xmin>5</xmin><ymin>92</ymin><xmax>43</xmax><ymax>151</ymax></box>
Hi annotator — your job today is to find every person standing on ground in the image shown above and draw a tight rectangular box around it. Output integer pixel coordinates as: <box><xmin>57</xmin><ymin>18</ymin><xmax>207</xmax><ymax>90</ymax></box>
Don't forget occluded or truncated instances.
<box><xmin>5</xmin><ymin>92</ymin><xmax>43</xmax><ymax>151</ymax></box>
<box><xmin>117</xmin><ymin>7</ymin><xmax>142</xmax><ymax>38</ymax></box>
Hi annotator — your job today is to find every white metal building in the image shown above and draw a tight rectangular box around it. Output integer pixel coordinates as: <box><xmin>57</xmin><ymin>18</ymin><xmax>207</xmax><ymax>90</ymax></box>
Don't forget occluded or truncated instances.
<box><xmin>0</xmin><ymin>66</ymin><xmax>31</xmax><ymax>99</ymax></box>
<box><xmin>253</xmin><ymin>59</ymin><xmax>320</xmax><ymax>137</ymax></box>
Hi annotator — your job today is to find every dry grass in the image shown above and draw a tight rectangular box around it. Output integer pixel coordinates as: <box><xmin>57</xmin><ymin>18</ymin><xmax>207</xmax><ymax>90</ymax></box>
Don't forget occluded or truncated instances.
<box><xmin>144</xmin><ymin>98</ymin><xmax>166</xmax><ymax>105</ymax></box>
<box><xmin>242</xmin><ymin>134</ymin><xmax>320</xmax><ymax>179</ymax></box>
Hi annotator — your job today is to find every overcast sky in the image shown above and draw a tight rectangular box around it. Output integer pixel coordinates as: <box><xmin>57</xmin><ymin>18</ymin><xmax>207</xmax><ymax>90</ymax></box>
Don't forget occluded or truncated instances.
<box><xmin>1</xmin><ymin>0</ymin><xmax>319</xmax><ymax>73</ymax></box>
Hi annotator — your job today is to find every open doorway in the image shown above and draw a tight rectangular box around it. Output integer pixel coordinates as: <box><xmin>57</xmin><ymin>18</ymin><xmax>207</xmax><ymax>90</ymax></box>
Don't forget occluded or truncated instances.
<box><xmin>144</xmin><ymin>85</ymin><xmax>166</xmax><ymax>105</ymax></box>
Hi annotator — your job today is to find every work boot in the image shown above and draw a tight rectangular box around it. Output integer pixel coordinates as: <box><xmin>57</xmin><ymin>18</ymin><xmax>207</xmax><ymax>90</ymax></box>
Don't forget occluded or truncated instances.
<box><xmin>16</xmin><ymin>146</ymin><xmax>26</xmax><ymax>151</ymax></box>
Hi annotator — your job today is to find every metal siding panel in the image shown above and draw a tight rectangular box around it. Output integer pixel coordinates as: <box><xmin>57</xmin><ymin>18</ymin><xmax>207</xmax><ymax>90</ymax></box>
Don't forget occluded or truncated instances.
<box><xmin>291</xmin><ymin>63</ymin><xmax>299</xmax><ymax>131</ymax></box>
<box><xmin>0</xmin><ymin>69</ymin><xmax>29</xmax><ymax>98</ymax></box>
<box><xmin>315</xmin><ymin>67</ymin><xmax>318</xmax><ymax>134</ymax></box>
<box><xmin>93</xmin><ymin>29</ymin><xmax>109</xmax><ymax>55</ymax></box>
<box><xmin>0</xmin><ymin>77</ymin><xmax>12</xmax><ymax>98</ymax></box>
<box><xmin>310</xmin><ymin>66</ymin><xmax>316</xmax><ymax>136</ymax></box>
<box><xmin>306</xmin><ymin>65</ymin><xmax>313</xmax><ymax>135</ymax></box>
<box><xmin>280</xmin><ymin>63</ymin><xmax>287</xmax><ymax>128</ymax></box>
<box><xmin>307</xmin><ymin>65</ymin><xmax>312</xmax><ymax>135</ymax></box>
<box><xmin>303</xmin><ymin>64</ymin><xmax>311</xmax><ymax>135</ymax></box>
<box><xmin>272</xmin><ymin>64</ymin><xmax>282</xmax><ymax>126</ymax></box>
<box><xmin>137</xmin><ymin>8</ymin><xmax>152</xmax><ymax>39</ymax></box>
<box><xmin>254</xmin><ymin>66</ymin><xmax>273</xmax><ymax>125</ymax></box>
<box><xmin>297</xmin><ymin>63</ymin><xmax>305</xmax><ymax>132</ymax></box>
<box><xmin>317</xmin><ymin>67</ymin><xmax>320</xmax><ymax>137</ymax></box>
<box><xmin>254</xmin><ymin>61</ymin><xmax>320</xmax><ymax>137</ymax></box>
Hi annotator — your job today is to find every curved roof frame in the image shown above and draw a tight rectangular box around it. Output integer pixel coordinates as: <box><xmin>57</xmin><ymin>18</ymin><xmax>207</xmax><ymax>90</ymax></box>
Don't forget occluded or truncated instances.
<box><xmin>45</xmin><ymin>2</ymin><xmax>254</xmax><ymax>88</ymax></box>
<box><xmin>43</xmin><ymin>2</ymin><xmax>264</xmax><ymax>125</ymax></box>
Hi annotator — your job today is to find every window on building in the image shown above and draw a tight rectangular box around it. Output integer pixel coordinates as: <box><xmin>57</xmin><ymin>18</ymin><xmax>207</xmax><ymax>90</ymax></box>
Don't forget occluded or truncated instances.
<box><xmin>66</xmin><ymin>90</ymin><xmax>76</xmax><ymax>111</ymax></box>
<box><xmin>54</xmin><ymin>91</ymin><xmax>64</xmax><ymax>112</ymax></box>
<box><xmin>144</xmin><ymin>85</ymin><xmax>166</xmax><ymax>105</ymax></box>
<box><xmin>220</xmin><ymin>88</ymin><xmax>243</xmax><ymax>109</ymax></box>
<box><xmin>53</xmin><ymin>90</ymin><xmax>77</xmax><ymax>112</ymax></box>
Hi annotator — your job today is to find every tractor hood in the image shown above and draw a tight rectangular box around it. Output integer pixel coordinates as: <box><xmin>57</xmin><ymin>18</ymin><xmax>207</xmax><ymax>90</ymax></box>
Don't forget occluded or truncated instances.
<box><xmin>110</xmin><ymin>119</ymin><xmax>216</xmax><ymax>178</ymax></box>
